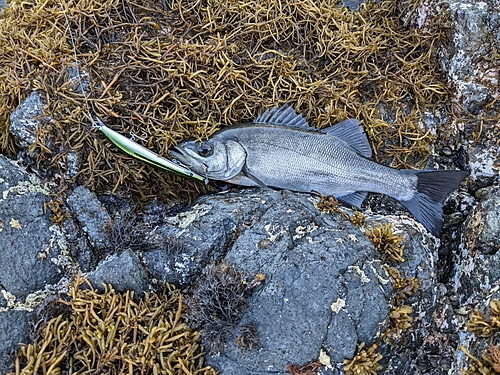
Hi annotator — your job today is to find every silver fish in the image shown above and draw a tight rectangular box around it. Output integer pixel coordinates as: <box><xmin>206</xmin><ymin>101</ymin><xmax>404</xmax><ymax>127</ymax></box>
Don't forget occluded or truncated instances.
<box><xmin>171</xmin><ymin>104</ymin><xmax>468</xmax><ymax>236</ymax></box>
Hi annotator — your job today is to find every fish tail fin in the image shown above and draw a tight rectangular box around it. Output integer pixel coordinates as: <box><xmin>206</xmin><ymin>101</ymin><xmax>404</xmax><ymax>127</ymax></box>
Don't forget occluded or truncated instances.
<box><xmin>398</xmin><ymin>170</ymin><xmax>469</xmax><ymax>237</ymax></box>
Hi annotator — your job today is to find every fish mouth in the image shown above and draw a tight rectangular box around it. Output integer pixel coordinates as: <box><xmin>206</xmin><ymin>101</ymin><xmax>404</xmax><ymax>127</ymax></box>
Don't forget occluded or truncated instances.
<box><xmin>169</xmin><ymin>146</ymin><xmax>192</xmax><ymax>167</ymax></box>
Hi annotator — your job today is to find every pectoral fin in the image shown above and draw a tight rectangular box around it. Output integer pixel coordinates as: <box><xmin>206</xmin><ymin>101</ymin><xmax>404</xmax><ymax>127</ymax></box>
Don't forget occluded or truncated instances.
<box><xmin>243</xmin><ymin>165</ymin><xmax>268</xmax><ymax>189</ymax></box>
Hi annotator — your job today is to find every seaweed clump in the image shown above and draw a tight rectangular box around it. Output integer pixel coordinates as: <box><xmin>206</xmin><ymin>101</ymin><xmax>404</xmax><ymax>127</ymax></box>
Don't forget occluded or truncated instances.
<box><xmin>105</xmin><ymin>213</ymin><xmax>157</xmax><ymax>254</ymax></box>
<box><xmin>385</xmin><ymin>266</ymin><xmax>420</xmax><ymax>304</ymax></box>
<box><xmin>366</xmin><ymin>222</ymin><xmax>405</xmax><ymax>262</ymax></box>
<box><xmin>461</xmin><ymin>299</ymin><xmax>500</xmax><ymax>374</ymax></box>
<box><xmin>185</xmin><ymin>262</ymin><xmax>251</xmax><ymax>353</ymax></box>
<box><xmin>349</xmin><ymin>210</ymin><xmax>367</xmax><ymax>228</ymax></box>
<box><xmin>466</xmin><ymin>299</ymin><xmax>500</xmax><ymax>338</ymax></box>
<box><xmin>286</xmin><ymin>360</ymin><xmax>322</xmax><ymax>375</ymax></box>
<box><xmin>234</xmin><ymin>321</ymin><xmax>260</xmax><ymax>351</ymax></box>
<box><xmin>383</xmin><ymin>267</ymin><xmax>419</xmax><ymax>341</ymax></box>
<box><xmin>315</xmin><ymin>195</ymin><xmax>342</xmax><ymax>215</ymax></box>
<box><xmin>10</xmin><ymin>276</ymin><xmax>215</xmax><ymax>375</ymax></box>
<box><xmin>0</xmin><ymin>0</ymin><xmax>450</xmax><ymax>201</ymax></box>
<box><xmin>343</xmin><ymin>342</ymin><xmax>383</xmax><ymax>375</ymax></box>
<box><xmin>461</xmin><ymin>345</ymin><xmax>500</xmax><ymax>375</ymax></box>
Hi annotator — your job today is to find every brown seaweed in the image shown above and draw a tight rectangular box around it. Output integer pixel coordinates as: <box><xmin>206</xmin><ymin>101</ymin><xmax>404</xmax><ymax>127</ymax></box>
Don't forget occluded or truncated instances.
<box><xmin>0</xmin><ymin>0</ymin><xmax>452</xmax><ymax>201</ymax></box>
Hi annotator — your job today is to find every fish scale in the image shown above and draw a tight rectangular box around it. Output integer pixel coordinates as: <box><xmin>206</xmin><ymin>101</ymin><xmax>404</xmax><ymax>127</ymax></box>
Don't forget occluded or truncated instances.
<box><xmin>230</xmin><ymin>125</ymin><xmax>414</xmax><ymax>199</ymax></box>
<box><xmin>171</xmin><ymin>104</ymin><xmax>468</xmax><ymax>237</ymax></box>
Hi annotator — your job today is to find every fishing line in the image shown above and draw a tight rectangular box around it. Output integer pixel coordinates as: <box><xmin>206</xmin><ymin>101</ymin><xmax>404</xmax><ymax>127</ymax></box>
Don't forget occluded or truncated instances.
<box><xmin>57</xmin><ymin>0</ymin><xmax>98</xmax><ymax>127</ymax></box>
<box><xmin>55</xmin><ymin>0</ymin><xmax>206</xmax><ymax>182</ymax></box>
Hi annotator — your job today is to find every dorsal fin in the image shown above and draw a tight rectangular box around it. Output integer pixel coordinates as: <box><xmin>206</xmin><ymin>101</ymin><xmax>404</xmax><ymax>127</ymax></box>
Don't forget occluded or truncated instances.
<box><xmin>321</xmin><ymin>119</ymin><xmax>372</xmax><ymax>158</ymax></box>
<box><xmin>254</xmin><ymin>104</ymin><xmax>311</xmax><ymax>129</ymax></box>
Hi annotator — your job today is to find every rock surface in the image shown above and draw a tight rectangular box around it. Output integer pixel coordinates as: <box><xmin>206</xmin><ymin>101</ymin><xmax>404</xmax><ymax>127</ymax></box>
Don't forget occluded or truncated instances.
<box><xmin>0</xmin><ymin>155</ymin><xmax>63</xmax><ymax>301</ymax></box>
<box><xmin>1</xmin><ymin>0</ymin><xmax>500</xmax><ymax>373</ymax></box>
<box><xmin>66</xmin><ymin>186</ymin><xmax>110</xmax><ymax>251</ymax></box>
<box><xmin>0</xmin><ymin>310</ymin><xmax>32</xmax><ymax>375</ymax></box>
<box><xmin>9</xmin><ymin>91</ymin><xmax>47</xmax><ymax>148</ymax></box>
<box><xmin>142</xmin><ymin>189</ymin><xmax>438</xmax><ymax>374</ymax></box>
<box><xmin>0</xmin><ymin>155</ymin><xmax>67</xmax><ymax>372</ymax></box>
<box><xmin>87</xmin><ymin>249</ymin><xmax>150</xmax><ymax>297</ymax></box>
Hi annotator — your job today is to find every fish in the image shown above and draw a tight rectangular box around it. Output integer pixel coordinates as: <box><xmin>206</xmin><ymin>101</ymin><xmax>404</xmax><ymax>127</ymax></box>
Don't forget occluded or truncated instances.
<box><xmin>170</xmin><ymin>104</ymin><xmax>469</xmax><ymax>237</ymax></box>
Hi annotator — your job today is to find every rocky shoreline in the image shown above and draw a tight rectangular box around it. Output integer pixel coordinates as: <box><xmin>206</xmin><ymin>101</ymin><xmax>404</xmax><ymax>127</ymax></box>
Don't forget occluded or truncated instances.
<box><xmin>1</xmin><ymin>0</ymin><xmax>500</xmax><ymax>374</ymax></box>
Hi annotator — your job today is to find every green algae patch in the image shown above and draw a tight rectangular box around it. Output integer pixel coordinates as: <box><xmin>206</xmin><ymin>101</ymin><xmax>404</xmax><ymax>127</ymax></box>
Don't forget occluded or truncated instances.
<box><xmin>0</xmin><ymin>0</ymin><xmax>449</xmax><ymax>201</ymax></box>
<box><xmin>9</xmin><ymin>277</ymin><xmax>216</xmax><ymax>375</ymax></box>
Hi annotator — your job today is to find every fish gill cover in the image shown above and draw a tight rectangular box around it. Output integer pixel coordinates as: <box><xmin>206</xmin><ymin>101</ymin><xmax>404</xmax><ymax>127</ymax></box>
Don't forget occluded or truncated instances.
<box><xmin>0</xmin><ymin>0</ymin><xmax>450</xmax><ymax>201</ymax></box>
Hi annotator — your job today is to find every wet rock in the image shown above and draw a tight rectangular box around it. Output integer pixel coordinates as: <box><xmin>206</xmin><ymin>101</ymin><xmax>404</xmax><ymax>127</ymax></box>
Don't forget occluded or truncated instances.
<box><xmin>141</xmin><ymin>192</ymin><xmax>264</xmax><ymax>287</ymax></box>
<box><xmin>9</xmin><ymin>91</ymin><xmax>47</xmax><ymax>148</ymax></box>
<box><xmin>0</xmin><ymin>310</ymin><xmax>32</xmax><ymax>374</ymax></box>
<box><xmin>467</xmin><ymin>145</ymin><xmax>499</xmax><ymax>179</ymax></box>
<box><xmin>66</xmin><ymin>186</ymin><xmax>110</xmax><ymax>250</ymax></box>
<box><xmin>463</xmin><ymin>187</ymin><xmax>500</xmax><ymax>255</ymax></box>
<box><xmin>87</xmin><ymin>249</ymin><xmax>150</xmax><ymax>297</ymax></box>
<box><xmin>446</xmin><ymin>0</ymin><xmax>499</xmax><ymax>115</ymax></box>
<box><xmin>159</xmin><ymin>189</ymin><xmax>438</xmax><ymax>374</ymax></box>
<box><xmin>0</xmin><ymin>155</ymin><xmax>63</xmax><ymax>300</ymax></box>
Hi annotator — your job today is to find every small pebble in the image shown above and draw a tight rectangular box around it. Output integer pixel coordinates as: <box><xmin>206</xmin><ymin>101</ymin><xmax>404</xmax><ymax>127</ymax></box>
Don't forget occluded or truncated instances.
<box><xmin>441</xmin><ymin>147</ymin><xmax>452</xmax><ymax>156</ymax></box>
<box><xmin>475</xmin><ymin>187</ymin><xmax>490</xmax><ymax>200</ymax></box>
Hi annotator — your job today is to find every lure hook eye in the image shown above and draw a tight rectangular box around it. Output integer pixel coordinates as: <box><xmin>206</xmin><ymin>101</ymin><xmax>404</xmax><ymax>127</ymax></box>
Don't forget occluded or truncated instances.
<box><xmin>197</xmin><ymin>142</ymin><xmax>213</xmax><ymax>157</ymax></box>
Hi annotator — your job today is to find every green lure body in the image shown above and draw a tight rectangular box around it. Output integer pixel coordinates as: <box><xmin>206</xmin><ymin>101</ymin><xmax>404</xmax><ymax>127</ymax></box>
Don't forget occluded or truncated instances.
<box><xmin>94</xmin><ymin>117</ymin><xmax>206</xmax><ymax>182</ymax></box>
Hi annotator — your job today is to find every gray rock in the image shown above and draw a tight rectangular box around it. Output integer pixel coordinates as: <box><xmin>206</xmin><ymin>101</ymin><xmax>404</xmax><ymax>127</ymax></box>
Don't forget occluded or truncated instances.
<box><xmin>451</xmin><ymin>188</ymin><xmax>500</xmax><ymax>372</ymax></box>
<box><xmin>0</xmin><ymin>0</ymin><xmax>6</xmax><ymax>12</ymax></box>
<box><xmin>65</xmin><ymin>151</ymin><xmax>80</xmax><ymax>179</ymax></box>
<box><xmin>456</xmin><ymin>81</ymin><xmax>492</xmax><ymax>115</ymax></box>
<box><xmin>341</xmin><ymin>0</ymin><xmax>365</xmax><ymax>10</ymax></box>
<box><xmin>87</xmin><ymin>249</ymin><xmax>150</xmax><ymax>297</ymax></box>
<box><xmin>0</xmin><ymin>309</ymin><xmax>32</xmax><ymax>374</ymax></box>
<box><xmin>0</xmin><ymin>155</ymin><xmax>63</xmax><ymax>300</ymax></box>
<box><xmin>447</xmin><ymin>0</ymin><xmax>491</xmax><ymax>82</ymax></box>
<box><xmin>464</xmin><ymin>186</ymin><xmax>500</xmax><ymax>255</ymax></box>
<box><xmin>467</xmin><ymin>145</ymin><xmax>499</xmax><ymax>179</ymax></box>
<box><xmin>66</xmin><ymin>186</ymin><xmax>110</xmax><ymax>250</ymax></box>
<box><xmin>62</xmin><ymin>217</ymin><xmax>96</xmax><ymax>272</ymax></box>
<box><xmin>9</xmin><ymin>91</ymin><xmax>47</xmax><ymax>148</ymax></box>
<box><xmin>158</xmin><ymin>189</ymin><xmax>437</xmax><ymax>374</ymax></box>
<box><xmin>142</xmin><ymin>192</ymin><xmax>268</xmax><ymax>287</ymax></box>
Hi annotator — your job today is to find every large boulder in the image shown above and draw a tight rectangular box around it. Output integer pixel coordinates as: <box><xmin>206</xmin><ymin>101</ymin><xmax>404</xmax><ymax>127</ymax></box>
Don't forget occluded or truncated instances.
<box><xmin>147</xmin><ymin>189</ymin><xmax>438</xmax><ymax>374</ymax></box>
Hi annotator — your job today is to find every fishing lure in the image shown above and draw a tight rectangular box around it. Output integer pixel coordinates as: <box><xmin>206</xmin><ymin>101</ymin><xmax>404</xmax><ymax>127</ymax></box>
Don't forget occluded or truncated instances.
<box><xmin>57</xmin><ymin>1</ymin><xmax>205</xmax><ymax>184</ymax></box>
<box><xmin>91</xmin><ymin>116</ymin><xmax>206</xmax><ymax>183</ymax></box>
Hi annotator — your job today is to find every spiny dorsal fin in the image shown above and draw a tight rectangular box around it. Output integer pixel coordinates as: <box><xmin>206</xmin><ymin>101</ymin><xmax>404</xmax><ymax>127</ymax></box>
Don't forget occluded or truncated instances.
<box><xmin>321</xmin><ymin>119</ymin><xmax>372</xmax><ymax>158</ymax></box>
<box><xmin>254</xmin><ymin>104</ymin><xmax>311</xmax><ymax>129</ymax></box>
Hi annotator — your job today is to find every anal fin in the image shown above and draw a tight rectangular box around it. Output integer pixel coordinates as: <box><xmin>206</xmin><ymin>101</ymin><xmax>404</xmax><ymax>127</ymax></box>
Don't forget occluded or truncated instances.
<box><xmin>337</xmin><ymin>191</ymin><xmax>367</xmax><ymax>208</ymax></box>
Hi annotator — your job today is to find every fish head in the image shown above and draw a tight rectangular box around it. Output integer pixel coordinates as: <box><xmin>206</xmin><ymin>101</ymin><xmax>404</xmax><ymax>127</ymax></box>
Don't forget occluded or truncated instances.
<box><xmin>170</xmin><ymin>137</ymin><xmax>246</xmax><ymax>181</ymax></box>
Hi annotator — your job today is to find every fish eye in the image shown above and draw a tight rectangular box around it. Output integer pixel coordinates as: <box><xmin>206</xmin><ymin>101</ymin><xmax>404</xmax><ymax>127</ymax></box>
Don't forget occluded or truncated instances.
<box><xmin>197</xmin><ymin>142</ymin><xmax>213</xmax><ymax>157</ymax></box>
